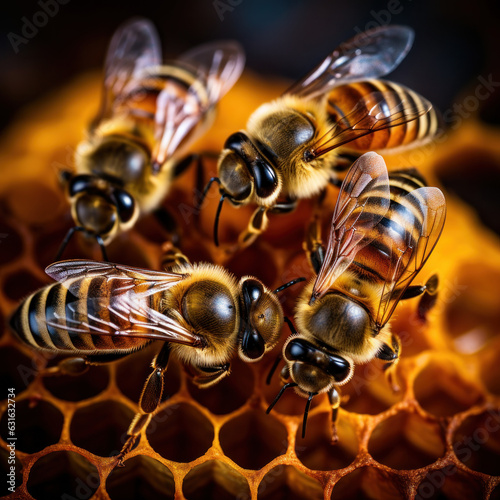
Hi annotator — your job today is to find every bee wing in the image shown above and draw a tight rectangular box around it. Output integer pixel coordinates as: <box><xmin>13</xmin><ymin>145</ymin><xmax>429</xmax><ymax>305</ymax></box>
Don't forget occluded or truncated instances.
<box><xmin>374</xmin><ymin>187</ymin><xmax>446</xmax><ymax>327</ymax></box>
<box><xmin>96</xmin><ymin>18</ymin><xmax>162</xmax><ymax>125</ymax></box>
<box><xmin>285</xmin><ymin>25</ymin><xmax>413</xmax><ymax>100</ymax></box>
<box><xmin>306</xmin><ymin>89</ymin><xmax>432</xmax><ymax>159</ymax></box>
<box><xmin>312</xmin><ymin>152</ymin><xmax>390</xmax><ymax>300</ymax></box>
<box><xmin>151</xmin><ymin>41</ymin><xmax>245</xmax><ymax>170</ymax></box>
<box><xmin>44</xmin><ymin>260</ymin><xmax>202</xmax><ymax>347</ymax></box>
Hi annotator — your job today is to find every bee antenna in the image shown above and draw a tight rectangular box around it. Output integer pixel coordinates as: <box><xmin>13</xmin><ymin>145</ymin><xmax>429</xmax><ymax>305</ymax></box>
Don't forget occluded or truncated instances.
<box><xmin>302</xmin><ymin>392</ymin><xmax>316</xmax><ymax>438</ymax></box>
<box><xmin>55</xmin><ymin>226</ymin><xmax>84</xmax><ymax>261</ymax></box>
<box><xmin>197</xmin><ymin>176</ymin><xmax>221</xmax><ymax>210</ymax></box>
<box><xmin>273</xmin><ymin>277</ymin><xmax>306</xmax><ymax>295</ymax></box>
<box><xmin>266</xmin><ymin>355</ymin><xmax>282</xmax><ymax>385</ymax></box>
<box><xmin>266</xmin><ymin>382</ymin><xmax>297</xmax><ymax>414</ymax></box>
<box><xmin>214</xmin><ymin>193</ymin><xmax>226</xmax><ymax>247</ymax></box>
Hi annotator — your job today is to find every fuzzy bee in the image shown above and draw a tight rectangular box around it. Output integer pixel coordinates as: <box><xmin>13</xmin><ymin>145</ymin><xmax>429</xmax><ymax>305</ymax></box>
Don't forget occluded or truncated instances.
<box><xmin>266</xmin><ymin>152</ymin><xmax>446</xmax><ymax>439</ymax></box>
<box><xmin>58</xmin><ymin>18</ymin><xmax>244</xmax><ymax>259</ymax></box>
<box><xmin>201</xmin><ymin>25</ymin><xmax>439</xmax><ymax>249</ymax></box>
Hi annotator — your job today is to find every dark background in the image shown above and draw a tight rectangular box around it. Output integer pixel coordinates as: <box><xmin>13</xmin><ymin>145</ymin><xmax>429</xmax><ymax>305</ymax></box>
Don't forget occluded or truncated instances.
<box><xmin>1</xmin><ymin>0</ymin><xmax>499</xmax><ymax>132</ymax></box>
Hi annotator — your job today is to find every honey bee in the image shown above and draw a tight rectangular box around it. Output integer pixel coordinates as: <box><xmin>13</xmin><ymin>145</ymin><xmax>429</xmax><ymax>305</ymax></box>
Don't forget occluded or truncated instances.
<box><xmin>9</xmin><ymin>248</ymin><xmax>303</xmax><ymax>464</ymax></box>
<box><xmin>266</xmin><ymin>152</ymin><xmax>446</xmax><ymax>440</ymax></box>
<box><xmin>58</xmin><ymin>18</ymin><xmax>245</xmax><ymax>259</ymax></box>
<box><xmin>200</xmin><ymin>25</ymin><xmax>439</xmax><ymax>248</ymax></box>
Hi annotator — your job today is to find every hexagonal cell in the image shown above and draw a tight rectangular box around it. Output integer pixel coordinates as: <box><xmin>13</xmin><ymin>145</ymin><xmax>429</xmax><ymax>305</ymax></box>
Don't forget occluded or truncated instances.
<box><xmin>147</xmin><ymin>403</ymin><xmax>213</xmax><ymax>463</ymax></box>
<box><xmin>330</xmin><ymin>467</ymin><xmax>405</xmax><ymax>500</ymax></box>
<box><xmin>0</xmin><ymin>399</ymin><xmax>63</xmax><ymax>454</ymax></box>
<box><xmin>443</xmin><ymin>262</ymin><xmax>500</xmax><ymax>353</ymax></box>
<box><xmin>116</xmin><ymin>343</ymin><xmax>181</xmax><ymax>405</ymax></box>
<box><xmin>4</xmin><ymin>181</ymin><xmax>64</xmax><ymax>226</ymax></box>
<box><xmin>70</xmin><ymin>400</ymin><xmax>135</xmax><ymax>457</ymax></box>
<box><xmin>295</xmin><ymin>412</ymin><xmax>358</xmax><ymax>471</ymax></box>
<box><xmin>183</xmin><ymin>460</ymin><xmax>250</xmax><ymax>500</ymax></box>
<box><xmin>0</xmin><ymin>448</ymin><xmax>22</xmax><ymax>497</ymax></box>
<box><xmin>106</xmin><ymin>455</ymin><xmax>175</xmax><ymax>499</ymax></box>
<box><xmin>220</xmin><ymin>408</ymin><xmax>288</xmax><ymax>470</ymax></box>
<box><xmin>188</xmin><ymin>356</ymin><xmax>253</xmax><ymax>415</ymax></box>
<box><xmin>368</xmin><ymin>411</ymin><xmax>445</xmax><ymax>470</ymax></box>
<box><xmin>416</xmin><ymin>465</ymin><xmax>485</xmax><ymax>500</ymax></box>
<box><xmin>413</xmin><ymin>359</ymin><xmax>483</xmax><ymax>417</ymax></box>
<box><xmin>452</xmin><ymin>409</ymin><xmax>500</xmax><ymax>475</ymax></box>
<box><xmin>0</xmin><ymin>219</ymin><xmax>24</xmax><ymax>266</ymax></box>
<box><xmin>43</xmin><ymin>362</ymin><xmax>109</xmax><ymax>401</ymax></box>
<box><xmin>3</xmin><ymin>269</ymin><xmax>46</xmax><ymax>302</ymax></box>
<box><xmin>341</xmin><ymin>361</ymin><xmax>398</xmax><ymax>415</ymax></box>
<box><xmin>389</xmin><ymin>315</ymin><xmax>433</xmax><ymax>357</ymax></box>
<box><xmin>0</xmin><ymin>346</ymin><xmax>36</xmax><ymax>395</ymax></box>
<box><xmin>27</xmin><ymin>450</ymin><xmax>100</xmax><ymax>499</ymax></box>
<box><xmin>257</xmin><ymin>465</ymin><xmax>323</xmax><ymax>500</ymax></box>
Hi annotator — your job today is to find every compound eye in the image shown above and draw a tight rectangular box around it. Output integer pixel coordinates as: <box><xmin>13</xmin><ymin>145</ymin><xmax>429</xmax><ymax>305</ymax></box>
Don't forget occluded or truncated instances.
<box><xmin>325</xmin><ymin>355</ymin><xmax>351</xmax><ymax>383</ymax></box>
<box><xmin>252</xmin><ymin>160</ymin><xmax>277</xmax><ymax>199</ymax></box>
<box><xmin>241</xmin><ymin>329</ymin><xmax>265</xmax><ymax>361</ymax></box>
<box><xmin>241</xmin><ymin>278</ymin><xmax>263</xmax><ymax>304</ymax></box>
<box><xmin>113</xmin><ymin>188</ymin><xmax>136</xmax><ymax>223</ymax></box>
<box><xmin>68</xmin><ymin>175</ymin><xmax>94</xmax><ymax>197</ymax></box>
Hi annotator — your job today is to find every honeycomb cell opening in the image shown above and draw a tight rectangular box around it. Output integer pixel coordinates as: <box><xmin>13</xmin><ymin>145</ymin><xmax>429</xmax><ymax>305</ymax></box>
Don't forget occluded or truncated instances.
<box><xmin>70</xmin><ymin>400</ymin><xmax>135</xmax><ymax>458</ymax></box>
<box><xmin>452</xmin><ymin>409</ymin><xmax>500</xmax><ymax>476</ymax></box>
<box><xmin>257</xmin><ymin>465</ymin><xmax>323</xmax><ymax>500</ymax></box>
<box><xmin>0</xmin><ymin>398</ymin><xmax>63</xmax><ymax>454</ymax></box>
<box><xmin>330</xmin><ymin>466</ymin><xmax>405</xmax><ymax>500</ymax></box>
<box><xmin>182</xmin><ymin>460</ymin><xmax>251</xmax><ymax>500</ymax></box>
<box><xmin>220</xmin><ymin>408</ymin><xmax>288</xmax><ymax>470</ymax></box>
<box><xmin>116</xmin><ymin>343</ymin><xmax>181</xmax><ymax>404</ymax></box>
<box><xmin>295</xmin><ymin>411</ymin><xmax>359</xmax><ymax>471</ymax></box>
<box><xmin>27</xmin><ymin>450</ymin><xmax>100</xmax><ymax>500</ymax></box>
<box><xmin>416</xmin><ymin>465</ymin><xmax>485</xmax><ymax>500</ymax></box>
<box><xmin>147</xmin><ymin>402</ymin><xmax>214</xmax><ymax>463</ymax></box>
<box><xmin>106</xmin><ymin>455</ymin><xmax>175</xmax><ymax>500</ymax></box>
<box><xmin>0</xmin><ymin>346</ymin><xmax>36</xmax><ymax>396</ymax></box>
<box><xmin>0</xmin><ymin>219</ymin><xmax>24</xmax><ymax>266</ymax></box>
<box><xmin>42</xmin><ymin>362</ymin><xmax>110</xmax><ymax>401</ymax></box>
<box><xmin>368</xmin><ymin>410</ymin><xmax>445</xmax><ymax>470</ymax></box>
<box><xmin>413</xmin><ymin>359</ymin><xmax>483</xmax><ymax>417</ymax></box>
<box><xmin>188</xmin><ymin>356</ymin><xmax>254</xmax><ymax>415</ymax></box>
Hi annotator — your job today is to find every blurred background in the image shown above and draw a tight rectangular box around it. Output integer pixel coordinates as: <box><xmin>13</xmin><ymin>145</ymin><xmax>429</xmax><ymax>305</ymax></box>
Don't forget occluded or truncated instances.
<box><xmin>1</xmin><ymin>0</ymin><xmax>499</xmax><ymax>132</ymax></box>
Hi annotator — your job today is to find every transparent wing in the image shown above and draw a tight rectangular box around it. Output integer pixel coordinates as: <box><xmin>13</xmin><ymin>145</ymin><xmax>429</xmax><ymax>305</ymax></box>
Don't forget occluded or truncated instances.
<box><xmin>307</xmin><ymin>90</ymin><xmax>432</xmax><ymax>159</ymax></box>
<box><xmin>44</xmin><ymin>260</ymin><xmax>201</xmax><ymax>346</ymax></box>
<box><xmin>374</xmin><ymin>187</ymin><xmax>446</xmax><ymax>327</ymax></box>
<box><xmin>95</xmin><ymin>18</ymin><xmax>162</xmax><ymax>125</ymax></box>
<box><xmin>285</xmin><ymin>25</ymin><xmax>413</xmax><ymax>100</ymax></box>
<box><xmin>312</xmin><ymin>152</ymin><xmax>390</xmax><ymax>300</ymax></box>
<box><xmin>152</xmin><ymin>40</ymin><xmax>245</xmax><ymax>169</ymax></box>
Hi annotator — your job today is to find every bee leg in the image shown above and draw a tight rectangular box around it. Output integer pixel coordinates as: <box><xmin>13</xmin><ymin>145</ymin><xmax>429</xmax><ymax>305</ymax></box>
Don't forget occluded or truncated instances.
<box><xmin>377</xmin><ymin>334</ymin><xmax>401</xmax><ymax>393</ymax></box>
<box><xmin>190</xmin><ymin>362</ymin><xmax>231</xmax><ymax>388</ymax></box>
<box><xmin>400</xmin><ymin>274</ymin><xmax>439</xmax><ymax>322</ymax></box>
<box><xmin>270</xmin><ymin>198</ymin><xmax>298</xmax><ymax>215</ymax></box>
<box><xmin>236</xmin><ymin>207</ymin><xmax>269</xmax><ymax>250</ymax></box>
<box><xmin>40</xmin><ymin>357</ymin><xmax>90</xmax><ymax>377</ymax></box>
<box><xmin>304</xmin><ymin>212</ymin><xmax>325</xmax><ymax>274</ymax></box>
<box><xmin>117</xmin><ymin>343</ymin><xmax>172</xmax><ymax>466</ymax></box>
<box><xmin>328</xmin><ymin>387</ymin><xmax>341</xmax><ymax>444</ymax></box>
<box><xmin>161</xmin><ymin>242</ymin><xmax>192</xmax><ymax>271</ymax></box>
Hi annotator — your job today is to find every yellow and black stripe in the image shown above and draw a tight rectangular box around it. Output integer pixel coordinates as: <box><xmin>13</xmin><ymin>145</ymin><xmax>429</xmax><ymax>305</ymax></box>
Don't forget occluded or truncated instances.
<box><xmin>326</xmin><ymin>79</ymin><xmax>439</xmax><ymax>152</ymax></box>
<box><xmin>9</xmin><ymin>276</ymin><xmax>153</xmax><ymax>355</ymax></box>
<box><xmin>350</xmin><ymin>168</ymin><xmax>427</xmax><ymax>283</ymax></box>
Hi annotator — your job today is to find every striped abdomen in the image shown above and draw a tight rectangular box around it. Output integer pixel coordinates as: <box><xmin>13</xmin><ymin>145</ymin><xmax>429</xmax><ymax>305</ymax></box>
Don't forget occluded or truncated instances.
<box><xmin>10</xmin><ymin>276</ymin><xmax>153</xmax><ymax>355</ymax></box>
<box><xmin>326</xmin><ymin>79</ymin><xmax>439</xmax><ymax>152</ymax></box>
<box><xmin>351</xmin><ymin>169</ymin><xmax>427</xmax><ymax>284</ymax></box>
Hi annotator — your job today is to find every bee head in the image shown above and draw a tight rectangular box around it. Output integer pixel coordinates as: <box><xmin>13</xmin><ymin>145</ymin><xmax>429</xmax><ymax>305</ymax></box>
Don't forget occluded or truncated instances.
<box><xmin>67</xmin><ymin>174</ymin><xmax>138</xmax><ymax>241</ymax></box>
<box><xmin>283</xmin><ymin>337</ymin><xmax>353</xmax><ymax>395</ymax></box>
<box><xmin>218</xmin><ymin>132</ymin><xmax>280</xmax><ymax>207</ymax></box>
<box><xmin>237</xmin><ymin>277</ymin><xmax>284</xmax><ymax>363</ymax></box>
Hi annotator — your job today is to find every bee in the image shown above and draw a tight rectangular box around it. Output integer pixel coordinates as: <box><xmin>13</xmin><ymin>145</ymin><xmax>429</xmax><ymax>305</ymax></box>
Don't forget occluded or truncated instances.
<box><xmin>266</xmin><ymin>152</ymin><xmax>446</xmax><ymax>440</ymax></box>
<box><xmin>9</xmin><ymin>248</ymin><xmax>303</xmax><ymax>464</ymax></box>
<box><xmin>58</xmin><ymin>18</ymin><xmax>245</xmax><ymax>259</ymax></box>
<box><xmin>200</xmin><ymin>25</ymin><xmax>439</xmax><ymax>248</ymax></box>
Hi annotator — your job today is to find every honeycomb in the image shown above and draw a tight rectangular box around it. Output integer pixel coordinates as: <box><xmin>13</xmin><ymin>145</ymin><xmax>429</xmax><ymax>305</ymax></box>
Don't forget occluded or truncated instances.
<box><xmin>1</xmin><ymin>70</ymin><xmax>500</xmax><ymax>500</ymax></box>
